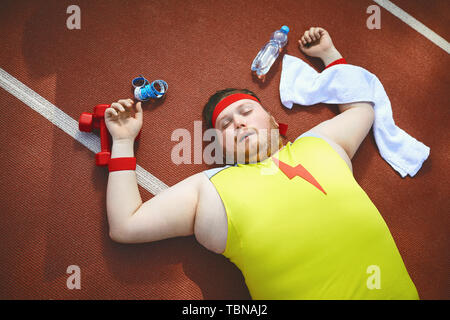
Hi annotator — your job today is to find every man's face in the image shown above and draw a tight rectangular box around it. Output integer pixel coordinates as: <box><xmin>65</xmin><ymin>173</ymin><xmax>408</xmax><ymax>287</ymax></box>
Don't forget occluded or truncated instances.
<box><xmin>214</xmin><ymin>99</ymin><xmax>279</xmax><ymax>163</ymax></box>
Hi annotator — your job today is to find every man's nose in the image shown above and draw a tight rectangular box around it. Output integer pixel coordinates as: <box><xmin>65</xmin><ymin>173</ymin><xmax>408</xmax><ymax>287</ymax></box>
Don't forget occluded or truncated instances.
<box><xmin>233</xmin><ymin>114</ymin><xmax>247</xmax><ymax>129</ymax></box>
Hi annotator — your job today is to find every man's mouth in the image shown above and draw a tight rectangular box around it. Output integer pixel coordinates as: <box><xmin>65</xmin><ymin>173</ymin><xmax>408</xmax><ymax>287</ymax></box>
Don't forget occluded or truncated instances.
<box><xmin>239</xmin><ymin>132</ymin><xmax>255</xmax><ymax>142</ymax></box>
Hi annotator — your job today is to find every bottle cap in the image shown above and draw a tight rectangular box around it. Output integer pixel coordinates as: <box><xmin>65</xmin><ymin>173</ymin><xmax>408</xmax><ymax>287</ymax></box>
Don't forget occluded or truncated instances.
<box><xmin>281</xmin><ymin>25</ymin><xmax>290</xmax><ymax>34</ymax></box>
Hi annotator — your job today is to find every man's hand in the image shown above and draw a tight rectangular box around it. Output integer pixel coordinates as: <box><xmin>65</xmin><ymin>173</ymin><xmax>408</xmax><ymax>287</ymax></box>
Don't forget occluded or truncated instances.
<box><xmin>105</xmin><ymin>99</ymin><xmax>143</xmax><ymax>142</ymax></box>
<box><xmin>298</xmin><ymin>27</ymin><xmax>334</xmax><ymax>57</ymax></box>
<box><xmin>298</xmin><ymin>27</ymin><xmax>343</xmax><ymax>66</ymax></box>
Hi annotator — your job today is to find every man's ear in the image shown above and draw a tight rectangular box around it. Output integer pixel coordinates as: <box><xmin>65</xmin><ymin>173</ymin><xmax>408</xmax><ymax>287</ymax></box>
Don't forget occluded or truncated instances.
<box><xmin>269</xmin><ymin>114</ymin><xmax>279</xmax><ymax>129</ymax></box>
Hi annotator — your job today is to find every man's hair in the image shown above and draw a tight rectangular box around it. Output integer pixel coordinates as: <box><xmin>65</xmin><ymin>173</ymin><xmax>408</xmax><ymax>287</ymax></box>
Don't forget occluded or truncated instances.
<box><xmin>202</xmin><ymin>88</ymin><xmax>261</xmax><ymax>129</ymax></box>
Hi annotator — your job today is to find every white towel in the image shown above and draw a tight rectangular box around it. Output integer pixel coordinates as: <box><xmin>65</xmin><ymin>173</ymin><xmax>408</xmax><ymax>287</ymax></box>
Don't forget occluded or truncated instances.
<box><xmin>279</xmin><ymin>54</ymin><xmax>430</xmax><ymax>178</ymax></box>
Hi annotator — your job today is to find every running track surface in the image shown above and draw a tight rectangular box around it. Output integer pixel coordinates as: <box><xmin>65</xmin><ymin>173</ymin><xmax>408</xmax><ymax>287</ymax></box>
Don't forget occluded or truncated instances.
<box><xmin>0</xmin><ymin>0</ymin><xmax>448</xmax><ymax>299</ymax></box>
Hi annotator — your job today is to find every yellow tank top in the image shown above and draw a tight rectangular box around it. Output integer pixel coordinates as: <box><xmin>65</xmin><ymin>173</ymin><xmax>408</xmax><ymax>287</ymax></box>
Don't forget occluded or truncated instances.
<box><xmin>205</xmin><ymin>133</ymin><xmax>419</xmax><ymax>299</ymax></box>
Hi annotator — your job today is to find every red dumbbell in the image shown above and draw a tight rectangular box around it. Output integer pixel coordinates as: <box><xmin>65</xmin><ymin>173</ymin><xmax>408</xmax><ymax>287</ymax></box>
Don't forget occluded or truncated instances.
<box><xmin>79</xmin><ymin>104</ymin><xmax>111</xmax><ymax>166</ymax></box>
<box><xmin>79</xmin><ymin>104</ymin><xmax>142</xmax><ymax>166</ymax></box>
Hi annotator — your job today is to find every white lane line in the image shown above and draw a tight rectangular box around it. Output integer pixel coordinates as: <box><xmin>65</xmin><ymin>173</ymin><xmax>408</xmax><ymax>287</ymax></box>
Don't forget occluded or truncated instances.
<box><xmin>373</xmin><ymin>0</ymin><xmax>450</xmax><ymax>53</ymax></box>
<box><xmin>0</xmin><ymin>67</ymin><xmax>169</xmax><ymax>195</ymax></box>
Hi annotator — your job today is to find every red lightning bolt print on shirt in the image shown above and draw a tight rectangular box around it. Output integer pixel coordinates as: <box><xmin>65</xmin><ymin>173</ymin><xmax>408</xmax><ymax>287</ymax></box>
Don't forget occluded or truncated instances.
<box><xmin>272</xmin><ymin>156</ymin><xmax>327</xmax><ymax>195</ymax></box>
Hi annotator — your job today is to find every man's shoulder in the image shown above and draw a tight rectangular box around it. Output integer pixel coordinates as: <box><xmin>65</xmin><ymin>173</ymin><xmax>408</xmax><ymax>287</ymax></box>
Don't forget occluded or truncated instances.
<box><xmin>194</xmin><ymin>167</ymin><xmax>229</xmax><ymax>254</ymax></box>
<box><xmin>203</xmin><ymin>164</ymin><xmax>235</xmax><ymax>180</ymax></box>
<box><xmin>203</xmin><ymin>165</ymin><xmax>232</xmax><ymax>179</ymax></box>
<box><xmin>291</xmin><ymin>130</ymin><xmax>353</xmax><ymax>173</ymax></box>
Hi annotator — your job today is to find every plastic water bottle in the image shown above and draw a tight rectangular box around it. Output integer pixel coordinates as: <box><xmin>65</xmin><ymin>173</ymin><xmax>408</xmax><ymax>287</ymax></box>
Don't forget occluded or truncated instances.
<box><xmin>251</xmin><ymin>25</ymin><xmax>289</xmax><ymax>78</ymax></box>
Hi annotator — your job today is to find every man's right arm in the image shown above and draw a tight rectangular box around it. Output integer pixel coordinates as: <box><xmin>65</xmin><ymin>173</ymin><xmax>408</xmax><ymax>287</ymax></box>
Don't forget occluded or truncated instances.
<box><xmin>107</xmin><ymin>160</ymin><xmax>203</xmax><ymax>244</ymax></box>
<box><xmin>105</xmin><ymin>99</ymin><xmax>202</xmax><ymax>244</ymax></box>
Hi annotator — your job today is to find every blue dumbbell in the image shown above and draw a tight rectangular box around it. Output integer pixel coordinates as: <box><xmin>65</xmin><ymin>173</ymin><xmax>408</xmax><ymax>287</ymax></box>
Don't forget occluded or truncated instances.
<box><xmin>132</xmin><ymin>75</ymin><xmax>168</xmax><ymax>101</ymax></box>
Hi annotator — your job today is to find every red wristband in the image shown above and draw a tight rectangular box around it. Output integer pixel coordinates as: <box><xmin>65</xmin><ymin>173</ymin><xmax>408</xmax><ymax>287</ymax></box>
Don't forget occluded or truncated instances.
<box><xmin>108</xmin><ymin>157</ymin><xmax>137</xmax><ymax>172</ymax></box>
<box><xmin>325</xmin><ymin>58</ymin><xmax>347</xmax><ymax>69</ymax></box>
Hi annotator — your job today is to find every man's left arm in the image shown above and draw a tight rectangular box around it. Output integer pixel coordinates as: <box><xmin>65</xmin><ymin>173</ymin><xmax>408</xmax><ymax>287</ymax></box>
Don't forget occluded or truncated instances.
<box><xmin>298</xmin><ymin>27</ymin><xmax>375</xmax><ymax>161</ymax></box>
<box><xmin>308</xmin><ymin>102</ymin><xmax>375</xmax><ymax>160</ymax></box>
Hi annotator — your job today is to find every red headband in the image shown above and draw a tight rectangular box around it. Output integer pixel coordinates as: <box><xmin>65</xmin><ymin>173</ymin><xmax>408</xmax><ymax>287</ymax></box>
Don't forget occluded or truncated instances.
<box><xmin>211</xmin><ymin>93</ymin><xmax>288</xmax><ymax>136</ymax></box>
<box><xmin>212</xmin><ymin>93</ymin><xmax>260</xmax><ymax>128</ymax></box>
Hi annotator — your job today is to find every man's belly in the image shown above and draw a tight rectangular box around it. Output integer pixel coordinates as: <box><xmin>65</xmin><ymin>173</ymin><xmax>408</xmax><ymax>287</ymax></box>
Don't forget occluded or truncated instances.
<box><xmin>207</xmin><ymin>136</ymin><xmax>417</xmax><ymax>299</ymax></box>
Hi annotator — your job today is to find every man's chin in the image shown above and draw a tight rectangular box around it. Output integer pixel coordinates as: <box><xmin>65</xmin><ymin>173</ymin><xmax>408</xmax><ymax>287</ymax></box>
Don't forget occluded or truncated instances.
<box><xmin>234</xmin><ymin>142</ymin><xmax>270</xmax><ymax>164</ymax></box>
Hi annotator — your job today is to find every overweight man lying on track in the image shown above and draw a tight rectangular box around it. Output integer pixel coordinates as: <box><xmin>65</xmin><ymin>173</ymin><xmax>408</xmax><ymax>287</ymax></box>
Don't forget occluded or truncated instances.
<box><xmin>104</xmin><ymin>27</ymin><xmax>419</xmax><ymax>300</ymax></box>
